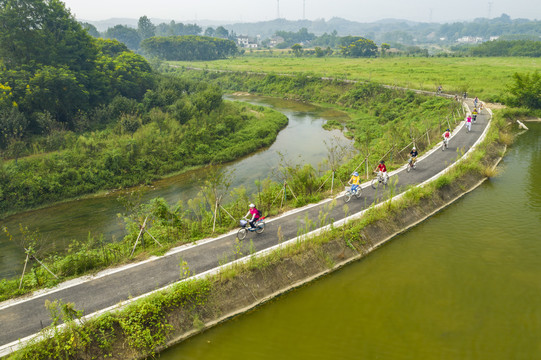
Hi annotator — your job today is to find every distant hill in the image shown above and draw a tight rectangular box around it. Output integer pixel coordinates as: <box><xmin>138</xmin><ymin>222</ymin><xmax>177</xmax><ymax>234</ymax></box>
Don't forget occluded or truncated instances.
<box><xmin>84</xmin><ymin>18</ymin><xmax>234</xmax><ymax>32</ymax></box>
<box><xmin>83</xmin><ymin>15</ymin><xmax>541</xmax><ymax>45</ymax></box>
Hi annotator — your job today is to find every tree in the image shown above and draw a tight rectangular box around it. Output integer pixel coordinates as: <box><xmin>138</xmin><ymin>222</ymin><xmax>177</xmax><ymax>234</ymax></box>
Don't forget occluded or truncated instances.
<box><xmin>204</xmin><ymin>27</ymin><xmax>215</xmax><ymax>37</ymax></box>
<box><xmin>0</xmin><ymin>107</ymin><xmax>27</xmax><ymax>149</ymax></box>
<box><xmin>215</xmin><ymin>26</ymin><xmax>229</xmax><ymax>39</ymax></box>
<box><xmin>141</xmin><ymin>36</ymin><xmax>237</xmax><ymax>61</ymax></box>
<box><xmin>340</xmin><ymin>37</ymin><xmax>378</xmax><ymax>58</ymax></box>
<box><xmin>508</xmin><ymin>71</ymin><xmax>541</xmax><ymax>109</ymax></box>
<box><xmin>291</xmin><ymin>43</ymin><xmax>303</xmax><ymax>57</ymax></box>
<box><xmin>95</xmin><ymin>38</ymin><xmax>129</xmax><ymax>57</ymax></box>
<box><xmin>105</xmin><ymin>25</ymin><xmax>141</xmax><ymax>50</ymax></box>
<box><xmin>381</xmin><ymin>43</ymin><xmax>391</xmax><ymax>56</ymax></box>
<box><xmin>81</xmin><ymin>22</ymin><xmax>100</xmax><ymax>37</ymax></box>
<box><xmin>0</xmin><ymin>0</ymin><xmax>99</xmax><ymax>71</ymax></box>
<box><xmin>138</xmin><ymin>16</ymin><xmax>155</xmax><ymax>40</ymax></box>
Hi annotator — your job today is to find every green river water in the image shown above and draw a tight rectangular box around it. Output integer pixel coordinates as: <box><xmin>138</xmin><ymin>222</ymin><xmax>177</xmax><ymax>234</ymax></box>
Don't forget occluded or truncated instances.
<box><xmin>158</xmin><ymin>124</ymin><xmax>541</xmax><ymax>359</ymax></box>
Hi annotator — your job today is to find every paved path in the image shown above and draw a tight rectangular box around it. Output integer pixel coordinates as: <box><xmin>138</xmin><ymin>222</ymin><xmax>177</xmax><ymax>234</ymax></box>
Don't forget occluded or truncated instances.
<box><xmin>0</xmin><ymin>99</ymin><xmax>489</xmax><ymax>353</ymax></box>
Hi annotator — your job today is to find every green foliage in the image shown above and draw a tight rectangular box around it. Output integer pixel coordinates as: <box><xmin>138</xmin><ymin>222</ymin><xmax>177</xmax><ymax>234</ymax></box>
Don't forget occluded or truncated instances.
<box><xmin>137</xmin><ymin>15</ymin><xmax>156</xmax><ymax>40</ymax></box>
<box><xmin>141</xmin><ymin>35</ymin><xmax>238</xmax><ymax>61</ymax></box>
<box><xmin>155</xmin><ymin>21</ymin><xmax>202</xmax><ymax>37</ymax></box>
<box><xmin>275</xmin><ymin>27</ymin><xmax>316</xmax><ymax>48</ymax></box>
<box><xmin>437</xmin><ymin>15</ymin><xmax>541</xmax><ymax>43</ymax></box>
<box><xmin>104</xmin><ymin>24</ymin><xmax>141</xmax><ymax>50</ymax></box>
<box><xmin>470</xmin><ymin>40</ymin><xmax>541</xmax><ymax>57</ymax></box>
<box><xmin>0</xmin><ymin>0</ymin><xmax>154</xmax><ymax>139</ymax></box>
<box><xmin>0</xmin><ymin>74</ymin><xmax>288</xmax><ymax>214</ymax></box>
<box><xmin>340</xmin><ymin>36</ymin><xmax>378</xmax><ymax>58</ymax></box>
<box><xmin>507</xmin><ymin>71</ymin><xmax>541</xmax><ymax>109</ymax></box>
<box><xmin>9</xmin><ymin>278</ymin><xmax>211</xmax><ymax>359</ymax></box>
<box><xmin>291</xmin><ymin>43</ymin><xmax>303</xmax><ymax>57</ymax></box>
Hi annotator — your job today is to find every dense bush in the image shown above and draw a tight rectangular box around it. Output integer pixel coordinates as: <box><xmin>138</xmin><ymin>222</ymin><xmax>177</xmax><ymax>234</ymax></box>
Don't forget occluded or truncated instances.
<box><xmin>470</xmin><ymin>40</ymin><xmax>541</xmax><ymax>57</ymax></box>
<box><xmin>141</xmin><ymin>35</ymin><xmax>238</xmax><ymax>61</ymax></box>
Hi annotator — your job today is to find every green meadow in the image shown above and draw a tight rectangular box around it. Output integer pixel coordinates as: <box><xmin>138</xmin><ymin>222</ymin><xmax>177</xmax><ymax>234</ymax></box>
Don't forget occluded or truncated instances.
<box><xmin>170</xmin><ymin>55</ymin><xmax>540</xmax><ymax>102</ymax></box>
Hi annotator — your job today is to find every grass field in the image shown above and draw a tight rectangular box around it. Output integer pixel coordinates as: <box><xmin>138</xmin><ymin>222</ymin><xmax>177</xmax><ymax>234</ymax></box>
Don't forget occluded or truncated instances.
<box><xmin>170</xmin><ymin>56</ymin><xmax>540</xmax><ymax>102</ymax></box>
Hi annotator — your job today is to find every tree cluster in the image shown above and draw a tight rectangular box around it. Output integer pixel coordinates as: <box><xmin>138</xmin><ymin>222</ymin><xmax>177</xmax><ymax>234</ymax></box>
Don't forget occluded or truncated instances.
<box><xmin>437</xmin><ymin>14</ymin><xmax>541</xmax><ymax>42</ymax></box>
<box><xmin>340</xmin><ymin>36</ymin><xmax>379</xmax><ymax>58</ymax></box>
<box><xmin>274</xmin><ymin>27</ymin><xmax>316</xmax><ymax>48</ymax></box>
<box><xmin>0</xmin><ymin>0</ymin><xmax>155</xmax><ymax>157</ymax></box>
<box><xmin>507</xmin><ymin>71</ymin><xmax>541</xmax><ymax>109</ymax></box>
<box><xmin>141</xmin><ymin>36</ymin><xmax>238</xmax><ymax>61</ymax></box>
<box><xmin>469</xmin><ymin>40</ymin><xmax>541</xmax><ymax>57</ymax></box>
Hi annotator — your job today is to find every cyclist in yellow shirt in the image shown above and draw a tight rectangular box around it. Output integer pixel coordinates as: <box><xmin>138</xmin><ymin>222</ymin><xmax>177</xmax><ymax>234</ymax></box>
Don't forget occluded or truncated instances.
<box><xmin>348</xmin><ymin>171</ymin><xmax>360</xmax><ymax>193</ymax></box>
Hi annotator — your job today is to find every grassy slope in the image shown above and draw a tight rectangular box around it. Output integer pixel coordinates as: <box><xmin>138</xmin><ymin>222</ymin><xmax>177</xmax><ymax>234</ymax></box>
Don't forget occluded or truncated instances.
<box><xmin>170</xmin><ymin>56</ymin><xmax>540</xmax><ymax>102</ymax></box>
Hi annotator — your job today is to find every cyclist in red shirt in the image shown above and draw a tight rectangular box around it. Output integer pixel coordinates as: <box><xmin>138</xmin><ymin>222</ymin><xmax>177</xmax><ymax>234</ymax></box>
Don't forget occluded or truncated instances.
<box><xmin>376</xmin><ymin>160</ymin><xmax>388</xmax><ymax>183</ymax></box>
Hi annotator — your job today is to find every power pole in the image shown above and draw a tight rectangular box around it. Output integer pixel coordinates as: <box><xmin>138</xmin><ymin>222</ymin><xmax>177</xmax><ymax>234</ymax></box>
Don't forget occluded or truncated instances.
<box><xmin>488</xmin><ymin>2</ymin><xmax>493</xmax><ymax>18</ymax></box>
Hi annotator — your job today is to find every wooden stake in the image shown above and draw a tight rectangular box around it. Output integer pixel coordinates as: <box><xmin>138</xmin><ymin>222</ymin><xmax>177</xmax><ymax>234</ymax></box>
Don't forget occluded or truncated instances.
<box><xmin>131</xmin><ymin>216</ymin><xmax>148</xmax><ymax>257</ymax></box>
<box><xmin>31</xmin><ymin>256</ymin><xmax>58</xmax><ymax>279</ymax></box>
<box><xmin>219</xmin><ymin>205</ymin><xmax>236</xmax><ymax>221</ymax></box>
<box><xmin>212</xmin><ymin>200</ymin><xmax>218</xmax><ymax>233</ymax></box>
<box><xmin>19</xmin><ymin>253</ymin><xmax>29</xmax><ymax>290</ymax></box>
<box><xmin>286</xmin><ymin>182</ymin><xmax>298</xmax><ymax>200</ymax></box>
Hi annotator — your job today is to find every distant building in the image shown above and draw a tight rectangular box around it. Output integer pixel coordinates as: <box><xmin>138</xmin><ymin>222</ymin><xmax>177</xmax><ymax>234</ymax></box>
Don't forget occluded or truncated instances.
<box><xmin>490</xmin><ymin>36</ymin><xmax>500</xmax><ymax>41</ymax></box>
<box><xmin>457</xmin><ymin>36</ymin><xmax>483</xmax><ymax>44</ymax></box>
<box><xmin>269</xmin><ymin>36</ymin><xmax>285</xmax><ymax>47</ymax></box>
<box><xmin>237</xmin><ymin>35</ymin><xmax>258</xmax><ymax>48</ymax></box>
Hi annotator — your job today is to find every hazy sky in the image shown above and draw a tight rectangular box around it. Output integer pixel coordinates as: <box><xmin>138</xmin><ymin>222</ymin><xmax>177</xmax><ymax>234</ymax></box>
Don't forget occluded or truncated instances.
<box><xmin>63</xmin><ymin>0</ymin><xmax>540</xmax><ymax>23</ymax></box>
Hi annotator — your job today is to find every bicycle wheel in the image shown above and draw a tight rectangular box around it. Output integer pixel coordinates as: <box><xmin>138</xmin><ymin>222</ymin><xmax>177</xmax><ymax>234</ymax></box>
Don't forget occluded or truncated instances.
<box><xmin>371</xmin><ymin>178</ymin><xmax>378</xmax><ymax>190</ymax></box>
<box><xmin>237</xmin><ymin>228</ymin><xmax>247</xmax><ymax>240</ymax></box>
<box><xmin>255</xmin><ymin>222</ymin><xmax>265</xmax><ymax>234</ymax></box>
<box><xmin>344</xmin><ymin>190</ymin><xmax>352</xmax><ymax>203</ymax></box>
<box><xmin>354</xmin><ymin>187</ymin><xmax>362</xmax><ymax>199</ymax></box>
<box><xmin>407</xmin><ymin>163</ymin><xmax>411</xmax><ymax>172</ymax></box>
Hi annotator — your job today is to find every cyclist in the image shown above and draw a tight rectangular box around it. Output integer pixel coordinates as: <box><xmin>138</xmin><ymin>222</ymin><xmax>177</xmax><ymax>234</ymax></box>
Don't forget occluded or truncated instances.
<box><xmin>244</xmin><ymin>203</ymin><xmax>261</xmax><ymax>228</ymax></box>
<box><xmin>474</xmin><ymin>97</ymin><xmax>479</xmax><ymax>108</ymax></box>
<box><xmin>409</xmin><ymin>146</ymin><xmax>418</xmax><ymax>166</ymax></box>
<box><xmin>472</xmin><ymin>108</ymin><xmax>478</xmax><ymax>123</ymax></box>
<box><xmin>348</xmin><ymin>171</ymin><xmax>361</xmax><ymax>193</ymax></box>
<box><xmin>442</xmin><ymin>128</ymin><xmax>451</xmax><ymax>147</ymax></box>
<box><xmin>436</xmin><ymin>85</ymin><xmax>442</xmax><ymax>94</ymax></box>
<box><xmin>376</xmin><ymin>160</ymin><xmax>388</xmax><ymax>183</ymax></box>
<box><xmin>466</xmin><ymin>114</ymin><xmax>472</xmax><ymax>132</ymax></box>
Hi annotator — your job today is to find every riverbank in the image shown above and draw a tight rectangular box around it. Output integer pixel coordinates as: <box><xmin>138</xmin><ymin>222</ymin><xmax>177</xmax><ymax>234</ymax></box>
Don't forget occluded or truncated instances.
<box><xmin>6</xmin><ymin>105</ymin><xmax>511</xmax><ymax>359</ymax></box>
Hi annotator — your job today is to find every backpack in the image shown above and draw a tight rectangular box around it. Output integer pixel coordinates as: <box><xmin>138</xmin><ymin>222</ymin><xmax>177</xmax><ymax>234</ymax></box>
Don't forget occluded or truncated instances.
<box><xmin>257</xmin><ymin>209</ymin><xmax>262</xmax><ymax>217</ymax></box>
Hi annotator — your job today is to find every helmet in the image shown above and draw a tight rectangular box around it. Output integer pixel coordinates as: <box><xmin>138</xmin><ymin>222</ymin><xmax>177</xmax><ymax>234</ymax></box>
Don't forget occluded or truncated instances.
<box><xmin>249</xmin><ymin>203</ymin><xmax>255</xmax><ymax>208</ymax></box>
<box><xmin>446</xmin><ymin>128</ymin><xmax>450</xmax><ymax>131</ymax></box>
<box><xmin>352</xmin><ymin>171</ymin><xmax>359</xmax><ymax>176</ymax></box>
<box><xmin>412</xmin><ymin>146</ymin><xmax>416</xmax><ymax>150</ymax></box>
<box><xmin>380</xmin><ymin>160</ymin><xmax>385</xmax><ymax>164</ymax></box>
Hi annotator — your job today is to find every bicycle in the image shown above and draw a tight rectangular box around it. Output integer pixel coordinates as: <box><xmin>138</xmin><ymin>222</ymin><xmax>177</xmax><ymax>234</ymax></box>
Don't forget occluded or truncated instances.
<box><xmin>237</xmin><ymin>217</ymin><xmax>266</xmax><ymax>240</ymax></box>
<box><xmin>371</xmin><ymin>172</ymin><xmax>388</xmax><ymax>189</ymax></box>
<box><xmin>344</xmin><ymin>185</ymin><xmax>362</xmax><ymax>203</ymax></box>
<box><xmin>406</xmin><ymin>157</ymin><xmax>417</xmax><ymax>173</ymax></box>
<box><xmin>442</xmin><ymin>137</ymin><xmax>449</xmax><ymax>151</ymax></box>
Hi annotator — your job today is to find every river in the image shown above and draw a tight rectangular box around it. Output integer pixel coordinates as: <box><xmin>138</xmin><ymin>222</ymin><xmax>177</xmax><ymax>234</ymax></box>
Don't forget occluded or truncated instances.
<box><xmin>158</xmin><ymin>123</ymin><xmax>541</xmax><ymax>359</ymax></box>
<box><xmin>0</xmin><ymin>96</ymin><xmax>351</xmax><ymax>279</ymax></box>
